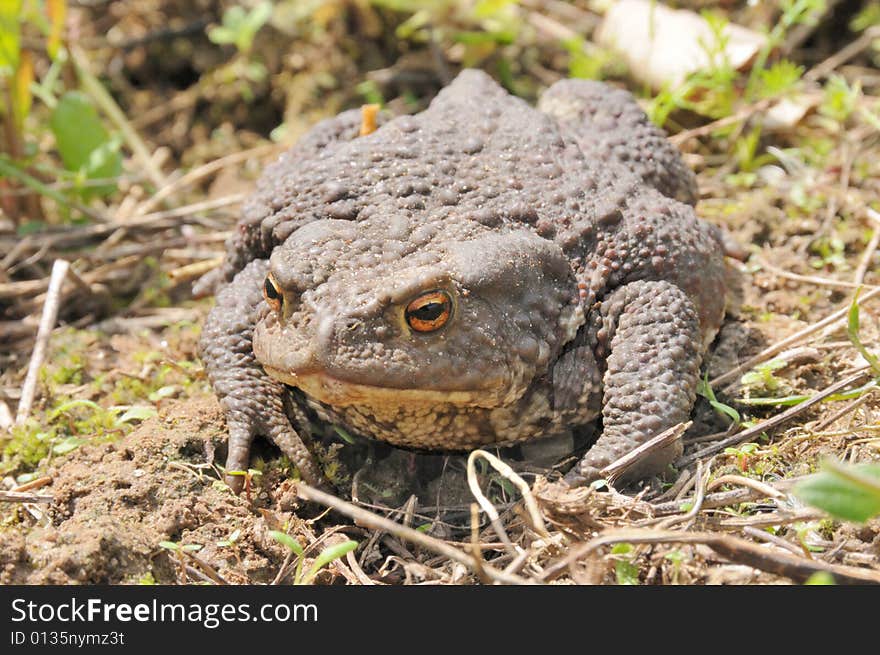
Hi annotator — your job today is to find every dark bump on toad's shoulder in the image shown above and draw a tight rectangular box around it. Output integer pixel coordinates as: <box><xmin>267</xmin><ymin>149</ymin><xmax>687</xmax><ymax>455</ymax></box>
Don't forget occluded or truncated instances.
<box><xmin>327</xmin><ymin>200</ymin><xmax>359</xmax><ymax>220</ymax></box>
<box><xmin>462</xmin><ymin>137</ymin><xmax>484</xmax><ymax>154</ymax></box>
<box><xmin>438</xmin><ymin>189</ymin><xmax>459</xmax><ymax>205</ymax></box>
<box><xmin>396</xmin><ymin>116</ymin><xmax>419</xmax><ymax>133</ymax></box>
<box><xmin>470</xmin><ymin>209</ymin><xmax>501</xmax><ymax>227</ymax></box>
<box><xmin>322</xmin><ymin>182</ymin><xmax>350</xmax><ymax>203</ymax></box>
<box><xmin>598</xmin><ymin>208</ymin><xmax>623</xmax><ymax>225</ymax></box>
<box><xmin>394</xmin><ymin>181</ymin><xmax>414</xmax><ymax>197</ymax></box>
<box><xmin>507</xmin><ymin>203</ymin><xmax>539</xmax><ymax>224</ymax></box>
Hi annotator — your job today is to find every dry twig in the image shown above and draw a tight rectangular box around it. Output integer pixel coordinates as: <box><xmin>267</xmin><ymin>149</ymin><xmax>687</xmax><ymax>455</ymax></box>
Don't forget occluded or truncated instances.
<box><xmin>710</xmin><ymin>287</ymin><xmax>880</xmax><ymax>387</ymax></box>
<box><xmin>541</xmin><ymin>528</ymin><xmax>880</xmax><ymax>584</ymax></box>
<box><xmin>296</xmin><ymin>483</ymin><xmax>536</xmax><ymax>585</ymax></box>
<box><xmin>678</xmin><ymin>368</ymin><xmax>873</xmax><ymax>467</ymax></box>
<box><xmin>15</xmin><ymin>259</ymin><xmax>69</xmax><ymax>425</ymax></box>
<box><xmin>0</xmin><ymin>490</ymin><xmax>53</xmax><ymax>503</ymax></box>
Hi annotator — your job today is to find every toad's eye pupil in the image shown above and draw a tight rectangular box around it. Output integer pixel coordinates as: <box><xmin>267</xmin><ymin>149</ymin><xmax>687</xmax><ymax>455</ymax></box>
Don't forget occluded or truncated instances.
<box><xmin>410</xmin><ymin>302</ymin><xmax>444</xmax><ymax>321</ymax></box>
<box><xmin>264</xmin><ymin>278</ymin><xmax>280</xmax><ymax>300</ymax></box>
<box><xmin>405</xmin><ymin>291</ymin><xmax>452</xmax><ymax>333</ymax></box>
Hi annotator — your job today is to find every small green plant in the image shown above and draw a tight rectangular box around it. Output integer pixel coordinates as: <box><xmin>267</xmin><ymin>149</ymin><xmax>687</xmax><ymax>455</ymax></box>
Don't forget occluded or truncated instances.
<box><xmin>562</xmin><ymin>36</ymin><xmax>617</xmax><ymax>81</ymax></box>
<box><xmin>208</xmin><ymin>1</ymin><xmax>273</xmax><ymax>54</ymax></box>
<box><xmin>159</xmin><ymin>540</ymin><xmax>204</xmax><ymax>582</ymax></box>
<box><xmin>740</xmin><ymin>358</ymin><xmax>789</xmax><ymax>395</ymax></box>
<box><xmin>269</xmin><ymin>531</ymin><xmax>358</xmax><ymax>585</ymax></box>
<box><xmin>723</xmin><ymin>442</ymin><xmax>760</xmax><ymax>472</ymax></box>
<box><xmin>809</xmin><ymin>235</ymin><xmax>847</xmax><ymax>271</ymax></box>
<box><xmin>847</xmin><ymin>290</ymin><xmax>880</xmax><ymax>376</ymax></box>
<box><xmin>205</xmin><ymin>1</ymin><xmax>274</xmax><ymax>98</ymax></box>
<box><xmin>794</xmin><ymin>460</ymin><xmax>880</xmax><ymax>523</ymax></box>
<box><xmin>1</xmin><ymin>0</ymin><xmax>125</xmax><ymax>225</ymax></box>
<box><xmin>217</xmin><ymin>529</ymin><xmax>244</xmax><ymax>567</ymax></box>
<box><xmin>754</xmin><ymin>59</ymin><xmax>804</xmax><ymax>98</ymax></box>
<box><xmin>697</xmin><ymin>375</ymin><xmax>741</xmax><ymax>426</ymax></box>
<box><xmin>610</xmin><ymin>543</ymin><xmax>640</xmax><ymax>585</ymax></box>
<box><xmin>663</xmin><ymin>550</ymin><xmax>685</xmax><ymax>585</ymax></box>
<box><xmin>819</xmin><ymin>75</ymin><xmax>861</xmax><ymax>123</ymax></box>
<box><xmin>804</xmin><ymin>571</ymin><xmax>836</xmax><ymax>585</ymax></box>
<box><xmin>851</xmin><ymin>1</ymin><xmax>880</xmax><ymax>32</ymax></box>
<box><xmin>2</xmin><ymin>398</ymin><xmax>156</xmax><ymax>476</ymax></box>
<box><xmin>137</xmin><ymin>571</ymin><xmax>158</xmax><ymax>585</ymax></box>
<box><xmin>225</xmin><ymin>468</ymin><xmax>263</xmax><ymax>501</ymax></box>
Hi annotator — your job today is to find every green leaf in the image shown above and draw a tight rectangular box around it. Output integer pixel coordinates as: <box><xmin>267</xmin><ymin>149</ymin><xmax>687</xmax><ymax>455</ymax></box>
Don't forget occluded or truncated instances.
<box><xmin>794</xmin><ymin>461</ymin><xmax>880</xmax><ymax>523</ymax></box>
<box><xmin>301</xmin><ymin>540</ymin><xmax>358</xmax><ymax>585</ymax></box>
<box><xmin>697</xmin><ymin>376</ymin><xmax>741</xmax><ymax>425</ymax></box>
<box><xmin>0</xmin><ymin>0</ymin><xmax>22</xmax><ymax>72</ymax></box>
<box><xmin>610</xmin><ymin>543</ymin><xmax>633</xmax><ymax>555</ymax></box>
<box><xmin>208</xmin><ymin>1</ymin><xmax>272</xmax><ymax>53</ymax></box>
<box><xmin>804</xmin><ymin>571</ymin><xmax>836</xmax><ymax>585</ymax></box>
<box><xmin>52</xmin><ymin>436</ymin><xmax>84</xmax><ymax>455</ymax></box>
<box><xmin>333</xmin><ymin>425</ymin><xmax>355</xmax><ymax>444</ymax></box>
<box><xmin>116</xmin><ymin>406</ymin><xmax>158</xmax><ymax>424</ymax></box>
<box><xmin>269</xmin><ymin>530</ymin><xmax>304</xmax><ymax>556</ymax></box>
<box><xmin>615</xmin><ymin>560</ymin><xmax>640</xmax><ymax>585</ymax></box>
<box><xmin>148</xmin><ymin>385</ymin><xmax>179</xmax><ymax>402</ymax></box>
<box><xmin>755</xmin><ymin>59</ymin><xmax>804</xmax><ymax>98</ymax></box>
<box><xmin>158</xmin><ymin>541</ymin><xmax>180</xmax><ymax>551</ymax></box>
<box><xmin>50</xmin><ymin>91</ymin><xmax>122</xmax><ymax>193</ymax></box>
<box><xmin>46</xmin><ymin>0</ymin><xmax>67</xmax><ymax>60</ymax></box>
<box><xmin>49</xmin><ymin>398</ymin><xmax>100</xmax><ymax>419</ymax></box>
<box><xmin>472</xmin><ymin>0</ymin><xmax>517</xmax><ymax>19</ymax></box>
<box><xmin>217</xmin><ymin>529</ymin><xmax>241</xmax><ymax>547</ymax></box>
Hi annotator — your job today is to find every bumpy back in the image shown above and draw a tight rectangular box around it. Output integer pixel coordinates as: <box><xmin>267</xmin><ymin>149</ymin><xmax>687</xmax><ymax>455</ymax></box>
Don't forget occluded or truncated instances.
<box><xmin>538</xmin><ymin>79</ymin><xmax>698</xmax><ymax>205</ymax></box>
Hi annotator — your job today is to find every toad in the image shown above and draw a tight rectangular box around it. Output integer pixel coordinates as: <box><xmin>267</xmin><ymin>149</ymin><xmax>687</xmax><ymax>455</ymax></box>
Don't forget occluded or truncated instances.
<box><xmin>198</xmin><ymin>70</ymin><xmax>727</xmax><ymax>492</ymax></box>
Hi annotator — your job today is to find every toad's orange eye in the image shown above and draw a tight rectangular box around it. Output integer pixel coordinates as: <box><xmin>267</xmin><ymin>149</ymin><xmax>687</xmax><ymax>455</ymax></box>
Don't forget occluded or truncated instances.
<box><xmin>405</xmin><ymin>291</ymin><xmax>453</xmax><ymax>333</ymax></box>
<box><xmin>263</xmin><ymin>273</ymin><xmax>283</xmax><ymax>313</ymax></box>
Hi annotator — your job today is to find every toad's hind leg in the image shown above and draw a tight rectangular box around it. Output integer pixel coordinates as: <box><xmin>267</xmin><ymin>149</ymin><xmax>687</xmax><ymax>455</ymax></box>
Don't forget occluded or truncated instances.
<box><xmin>199</xmin><ymin>260</ymin><xmax>325</xmax><ymax>492</ymax></box>
<box><xmin>565</xmin><ymin>280</ymin><xmax>703</xmax><ymax>486</ymax></box>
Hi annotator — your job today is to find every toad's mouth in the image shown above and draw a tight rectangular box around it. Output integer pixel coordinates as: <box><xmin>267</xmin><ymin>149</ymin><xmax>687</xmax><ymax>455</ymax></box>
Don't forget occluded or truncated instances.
<box><xmin>261</xmin><ymin>365</ymin><xmax>505</xmax><ymax>409</ymax></box>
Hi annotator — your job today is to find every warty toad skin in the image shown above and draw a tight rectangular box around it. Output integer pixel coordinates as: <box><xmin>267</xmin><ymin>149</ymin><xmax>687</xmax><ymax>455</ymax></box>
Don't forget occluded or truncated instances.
<box><xmin>198</xmin><ymin>70</ymin><xmax>727</xmax><ymax>492</ymax></box>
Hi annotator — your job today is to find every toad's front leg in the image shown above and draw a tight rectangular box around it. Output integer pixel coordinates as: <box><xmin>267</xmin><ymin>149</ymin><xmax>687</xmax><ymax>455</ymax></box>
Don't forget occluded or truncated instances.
<box><xmin>564</xmin><ymin>280</ymin><xmax>703</xmax><ymax>486</ymax></box>
<box><xmin>199</xmin><ymin>260</ymin><xmax>325</xmax><ymax>492</ymax></box>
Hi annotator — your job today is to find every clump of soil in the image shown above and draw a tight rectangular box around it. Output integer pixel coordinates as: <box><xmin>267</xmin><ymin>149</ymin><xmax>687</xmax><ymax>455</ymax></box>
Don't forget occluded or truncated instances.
<box><xmin>0</xmin><ymin>397</ymin><xmax>302</xmax><ymax>585</ymax></box>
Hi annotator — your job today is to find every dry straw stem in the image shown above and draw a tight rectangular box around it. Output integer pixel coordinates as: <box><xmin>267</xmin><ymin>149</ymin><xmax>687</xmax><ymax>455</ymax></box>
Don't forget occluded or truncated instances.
<box><xmin>855</xmin><ymin>208</ymin><xmax>880</xmax><ymax>286</ymax></box>
<box><xmin>133</xmin><ymin>144</ymin><xmax>280</xmax><ymax>217</ymax></box>
<box><xmin>296</xmin><ymin>483</ymin><xmax>536</xmax><ymax>585</ymax></box>
<box><xmin>810</xmin><ymin>389</ymin><xmax>875</xmax><ymax>432</ymax></box>
<box><xmin>15</xmin><ymin>259</ymin><xmax>69</xmax><ymax>425</ymax></box>
<box><xmin>677</xmin><ymin>367</ymin><xmax>874</xmax><ymax>467</ymax></box>
<box><xmin>600</xmin><ymin>421</ymin><xmax>690</xmax><ymax>484</ymax></box>
<box><xmin>11</xmin><ymin>476</ymin><xmax>52</xmax><ymax>493</ymax></box>
<box><xmin>167</xmin><ymin>257</ymin><xmax>225</xmax><ymax>284</ymax></box>
<box><xmin>0</xmin><ymin>490</ymin><xmax>54</xmax><ymax>503</ymax></box>
<box><xmin>0</xmin><ymin>194</ymin><xmax>244</xmax><ymax>288</ymax></box>
<box><xmin>654</xmin><ymin>460</ymin><xmax>709</xmax><ymax>530</ymax></box>
<box><xmin>182</xmin><ymin>550</ymin><xmax>229</xmax><ymax>585</ymax></box>
<box><xmin>0</xmin><ymin>400</ymin><xmax>12</xmax><ymax>431</ymax></box>
<box><xmin>804</xmin><ymin>25</ymin><xmax>880</xmax><ymax>82</ymax></box>
<box><xmin>541</xmin><ymin>528</ymin><xmax>880</xmax><ymax>584</ymax></box>
<box><xmin>649</xmin><ymin>476</ymin><xmax>801</xmax><ymax>517</ymax></box>
<box><xmin>710</xmin><ymin>286</ymin><xmax>880</xmax><ymax>388</ymax></box>
<box><xmin>468</xmin><ymin>449</ymin><xmax>549</xmax><ymax>540</ymax></box>
<box><xmin>705</xmin><ymin>474</ymin><xmax>785</xmax><ymax>499</ymax></box>
<box><xmin>756</xmin><ymin>256</ymin><xmax>873</xmax><ymax>291</ymax></box>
